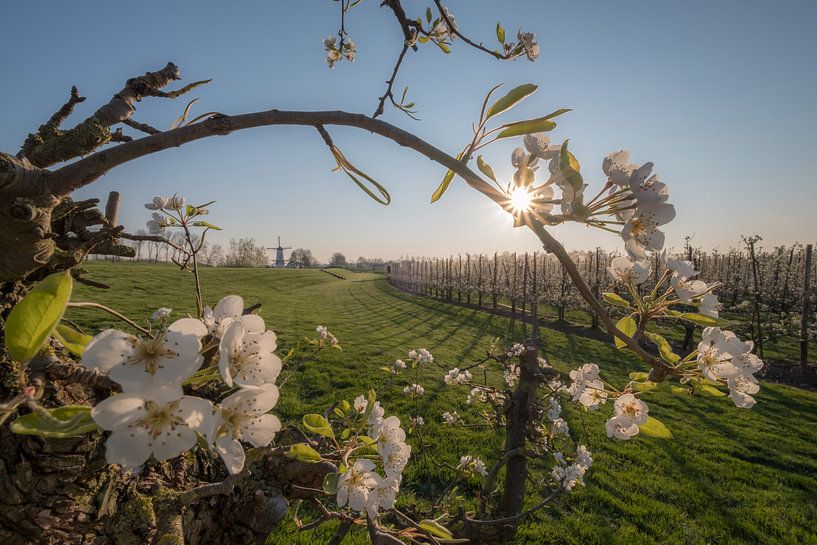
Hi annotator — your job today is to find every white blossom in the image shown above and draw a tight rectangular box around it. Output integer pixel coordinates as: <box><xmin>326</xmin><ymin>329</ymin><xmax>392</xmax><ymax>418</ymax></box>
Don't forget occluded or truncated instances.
<box><xmin>203</xmin><ymin>295</ymin><xmax>252</xmax><ymax>339</ymax></box>
<box><xmin>354</xmin><ymin>394</ymin><xmax>368</xmax><ymax>413</ymax></box>
<box><xmin>467</xmin><ymin>387</ymin><xmax>487</xmax><ymax>404</ymax></box>
<box><xmin>605</xmin><ymin>393</ymin><xmax>649</xmax><ymax>440</ymax></box>
<box><xmin>458</xmin><ymin>455</ymin><xmax>488</xmax><ymax>477</ymax></box>
<box><xmin>699</xmin><ymin>293</ymin><xmax>721</xmax><ymax>318</ymax></box>
<box><xmin>208</xmin><ymin>384</ymin><xmax>281</xmax><ymax>474</ymax></box>
<box><xmin>607</xmin><ymin>255</ymin><xmax>651</xmax><ymax>284</ymax></box>
<box><xmin>523</xmin><ymin>134</ymin><xmax>559</xmax><ymax>160</ymax></box>
<box><xmin>671</xmin><ymin>275</ymin><xmax>708</xmax><ymax>304</ymax></box>
<box><xmin>82</xmin><ymin>318</ymin><xmax>207</xmax><ymax>392</ymax></box>
<box><xmin>218</xmin><ymin>319</ymin><xmax>282</xmax><ymax>387</ymax></box>
<box><xmin>336</xmin><ymin>460</ymin><xmax>381</xmax><ymax>514</ymax></box>
<box><xmin>146</xmin><ymin>212</ymin><xmax>166</xmax><ymax>234</ymax></box>
<box><xmin>665</xmin><ymin>257</ymin><xmax>697</xmax><ymax>278</ymax></box>
<box><xmin>91</xmin><ymin>384</ymin><xmax>212</xmax><ymax>469</ymax></box>
<box><xmin>517</xmin><ymin>31</ymin><xmax>539</xmax><ymax>60</ymax></box>
<box><xmin>151</xmin><ymin>307</ymin><xmax>172</xmax><ymax>321</ymax></box>
<box><xmin>552</xmin><ymin>418</ymin><xmax>569</xmax><ymax>435</ymax></box>
<box><xmin>504</xmin><ymin>364</ymin><xmax>521</xmax><ymax>387</ymax></box>
<box><xmin>507</xmin><ymin>342</ymin><xmax>526</xmax><ymax>357</ymax></box>
<box><xmin>622</xmin><ymin>203</ymin><xmax>676</xmax><ymax>259</ymax></box>
<box><xmin>144</xmin><ymin>196</ymin><xmax>169</xmax><ymax>210</ymax></box>
<box><xmin>546</xmin><ymin>397</ymin><xmax>561</xmax><ymax>421</ymax></box>
<box><xmin>403</xmin><ymin>383</ymin><xmax>425</xmax><ymax>396</ymax></box>
<box><xmin>444</xmin><ymin>367</ymin><xmax>471</xmax><ymax>385</ymax></box>
<box><xmin>407</xmin><ymin>348</ymin><xmax>433</xmax><ymax>365</ymax></box>
<box><xmin>551</xmin><ymin>445</ymin><xmax>592</xmax><ymax>491</ymax></box>
<box><xmin>602</xmin><ymin>150</ymin><xmax>638</xmax><ymax>188</ymax></box>
<box><xmin>727</xmin><ymin>373</ymin><xmax>760</xmax><ymax>409</ymax></box>
<box><xmin>442</xmin><ymin>411</ymin><xmax>460</xmax><ymax>425</ymax></box>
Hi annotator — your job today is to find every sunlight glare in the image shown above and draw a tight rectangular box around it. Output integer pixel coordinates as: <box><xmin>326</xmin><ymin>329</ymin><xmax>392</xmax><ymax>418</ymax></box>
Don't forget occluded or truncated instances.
<box><xmin>510</xmin><ymin>187</ymin><xmax>533</xmax><ymax>212</ymax></box>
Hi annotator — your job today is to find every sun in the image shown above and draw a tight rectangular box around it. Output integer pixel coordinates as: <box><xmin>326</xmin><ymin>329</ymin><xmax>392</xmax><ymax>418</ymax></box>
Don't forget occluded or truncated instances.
<box><xmin>509</xmin><ymin>187</ymin><xmax>533</xmax><ymax>212</ymax></box>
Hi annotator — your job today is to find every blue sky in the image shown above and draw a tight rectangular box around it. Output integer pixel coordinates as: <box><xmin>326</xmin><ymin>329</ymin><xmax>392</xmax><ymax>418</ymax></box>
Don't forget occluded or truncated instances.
<box><xmin>1</xmin><ymin>0</ymin><xmax>816</xmax><ymax>262</ymax></box>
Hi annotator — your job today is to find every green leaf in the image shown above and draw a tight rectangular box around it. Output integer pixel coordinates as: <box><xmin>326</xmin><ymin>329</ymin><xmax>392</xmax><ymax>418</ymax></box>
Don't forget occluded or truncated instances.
<box><xmin>629</xmin><ymin>372</ymin><xmax>649</xmax><ymax>381</ymax></box>
<box><xmin>192</xmin><ymin>220</ymin><xmax>222</xmax><ymax>230</ymax></box>
<box><xmin>10</xmin><ymin>405</ymin><xmax>97</xmax><ymax>438</ymax></box>
<box><xmin>302</xmin><ymin>414</ymin><xmax>334</xmax><ymax>438</ymax></box>
<box><xmin>426</xmin><ymin>6</ymin><xmax>433</xmax><ymax>22</ymax></box>
<box><xmin>418</xmin><ymin>520</ymin><xmax>454</xmax><ymax>540</ymax></box>
<box><xmin>485</xmin><ymin>83</ymin><xmax>538</xmax><ymax>119</ymax></box>
<box><xmin>52</xmin><ymin>323</ymin><xmax>93</xmax><ymax>358</ymax></box>
<box><xmin>5</xmin><ymin>271</ymin><xmax>73</xmax><ymax>363</ymax></box>
<box><xmin>363</xmin><ymin>388</ymin><xmax>377</xmax><ymax>421</ymax></box>
<box><xmin>633</xmin><ymin>381</ymin><xmax>657</xmax><ymax>392</ymax></box>
<box><xmin>698</xmin><ymin>384</ymin><xmax>727</xmax><ymax>397</ymax></box>
<box><xmin>496</xmin><ymin>22</ymin><xmax>506</xmax><ymax>44</ymax></box>
<box><xmin>639</xmin><ymin>416</ymin><xmax>673</xmax><ymax>439</ymax></box>
<box><xmin>431</xmin><ymin>149</ymin><xmax>466</xmax><ymax>203</ymax></box>
<box><xmin>644</xmin><ymin>332</ymin><xmax>680</xmax><ymax>364</ymax></box>
<box><xmin>476</xmin><ymin>155</ymin><xmax>497</xmax><ymax>181</ymax></box>
<box><xmin>496</xmin><ymin>117</ymin><xmax>559</xmax><ymax>139</ymax></box>
<box><xmin>286</xmin><ymin>443</ymin><xmax>322</xmax><ymax>463</ymax></box>
<box><xmin>603</xmin><ymin>292</ymin><xmax>630</xmax><ymax>308</ymax></box>
<box><xmin>559</xmin><ymin>140</ymin><xmax>584</xmax><ymax>191</ymax></box>
<box><xmin>435</xmin><ymin>41</ymin><xmax>451</xmax><ymax>54</ymax></box>
<box><xmin>681</xmin><ymin>313</ymin><xmax>718</xmax><ymax>327</ymax></box>
<box><xmin>613</xmin><ymin>316</ymin><xmax>637</xmax><ymax>350</ymax></box>
<box><xmin>323</xmin><ymin>472</ymin><xmax>340</xmax><ymax>494</ymax></box>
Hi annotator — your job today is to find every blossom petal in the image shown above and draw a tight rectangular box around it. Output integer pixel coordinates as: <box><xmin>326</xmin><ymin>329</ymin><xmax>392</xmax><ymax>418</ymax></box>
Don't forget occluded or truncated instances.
<box><xmin>215</xmin><ymin>295</ymin><xmax>244</xmax><ymax>322</ymax></box>
<box><xmin>240</xmin><ymin>414</ymin><xmax>282</xmax><ymax>447</ymax></box>
<box><xmin>215</xmin><ymin>435</ymin><xmax>246</xmax><ymax>475</ymax></box>
<box><xmin>105</xmin><ymin>426</ymin><xmax>152</xmax><ymax>468</ymax></box>
<box><xmin>82</xmin><ymin>330</ymin><xmax>137</xmax><ymax>371</ymax></box>
<box><xmin>151</xmin><ymin>424</ymin><xmax>197</xmax><ymax>461</ymax></box>
<box><xmin>91</xmin><ymin>394</ymin><xmax>146</xmax><ymax>430</ymax></box>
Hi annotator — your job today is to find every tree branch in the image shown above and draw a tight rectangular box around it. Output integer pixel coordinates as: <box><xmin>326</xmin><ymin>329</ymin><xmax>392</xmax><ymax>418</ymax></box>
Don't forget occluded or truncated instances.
<box><xmin>373</xmin><ymin>44</ymin><xmax>409</xmax><ymax>118</ymax></box>
<box><xmin>46</xmin><ymin>102</ymin><xmax>669</xmax><ymax>378</ymax></box>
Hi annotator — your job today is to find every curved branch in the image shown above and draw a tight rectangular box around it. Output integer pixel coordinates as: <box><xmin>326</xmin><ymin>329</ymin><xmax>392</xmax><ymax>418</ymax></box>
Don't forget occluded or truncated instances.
<box><xmin>49</xmin><ymin>110</ymin><xmax>505</xmax><ymax>203</ymax></box>
<box><xmin>433</xmin><ymin>0</ymin><xmax>505</xmax><ymax>60</ymax></box>
<box><xmin>49</xmin><ymin>107</ymin><xmax>670</xmax><ymax>378</ymax></box>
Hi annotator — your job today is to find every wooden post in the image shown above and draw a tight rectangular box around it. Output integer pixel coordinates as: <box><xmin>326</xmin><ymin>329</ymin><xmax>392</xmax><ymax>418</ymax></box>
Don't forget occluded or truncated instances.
<box><xmin>458</xmin><ymin>255</ymin><xmax>462</xmax><ymax>303</ymax></box>
<box><xmin>511</xmin><ymin>253</ymin><xmax>517</xmax><ymax>319</ymax></box>
<box><xmin>105</xmin><ymin>191</ymin><xmax>121</xmax><ymax>226</ymax></box>
<box><xmin>492</xmin><ymin>252</ymin><xmax>498</xmax><ymax>310</ymax></box>
<box><xmin>466</xmin><ymin>254</ymin><xmax>472</xmax><ymax>305</ymax></box>
<box><xmin>531</xmin><ymin>252</ymin><xmax>539</xmax><ymax>339</ymax></box>
<box><xmin>521</xmin><ymin>253</ymin><xmax>529</xmax><ymax>329</ymax></box>
<box><xmin>802</xmin><ymin>244</ymin><xmax>813</xmax><ymax>374</ymax></box>
<box><xmin>477</xmin><ymin>255</ymin><xmax>484</xmax><ymax>308</ymax></box>
<box><xmin>746</xmin><ymin>237</ymin><xmax>765</xmax><ymax>359</ymax></box>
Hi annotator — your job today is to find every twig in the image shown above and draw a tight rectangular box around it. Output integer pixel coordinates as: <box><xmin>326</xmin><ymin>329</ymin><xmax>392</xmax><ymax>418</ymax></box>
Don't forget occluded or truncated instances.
<box><xmin>67</xmin><ymin>301</ymin><xmax>153</xmax><ymax>337</ymax></box>
<box><xmin>373</xmin><ymin>44</ymin><xmax>409</xmax><ymax>118</ymax></box>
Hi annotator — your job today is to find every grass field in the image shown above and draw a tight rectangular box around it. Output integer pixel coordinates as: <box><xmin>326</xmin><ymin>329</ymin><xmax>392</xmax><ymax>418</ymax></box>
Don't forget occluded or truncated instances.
<box><xmin>68</xmin><ymin>262</ymin><xmax>817</xmax><ymax>545</ymax></box>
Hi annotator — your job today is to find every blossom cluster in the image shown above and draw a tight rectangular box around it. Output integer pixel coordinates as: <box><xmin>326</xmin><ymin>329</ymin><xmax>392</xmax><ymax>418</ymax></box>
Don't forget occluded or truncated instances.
<box><xmin>444</xmin><ymin>367</ymin><xmax>472</xmax><ymax>385</ymax></box>
<box><xmin>567</xmin><ymin>363</ymin><xmax>608</xmax><ymax>410</ymax></box>
<box><xmin>324</xmin><ymin>35</ymin><xmax>355</xmax><ymax>68</ymax></box>
<box><xmin>83</xmin><ymin>294</ymin><xmax>283</xmax><ymax>474</ymax></box>
<box><xmin>551</xmin><ymin>445</ymin><xmax>593</xmax><ymax>491</ymax></box>
<box><xmin>602</xmin><ymin>151</ymin><xmax>675</xmax><ymax>260</ymax></box>
<box><xmin>458</xmin><ymin>455</ymin><xmax>488</xmax><ymax>477</ymax></box>
<box><xmin>336</xmin><ymin>399</ymin><xmax>410</xmax><ymax>519</ymax></box>
<box><xmin>698</xmin><ymin>327</ymin><xmax>762</xmax><ymax>408</ymax></box>
<box><xmin>315</xmin><ymin>325</ymin><xmax>340</xmax><ymax>348</ymax></box>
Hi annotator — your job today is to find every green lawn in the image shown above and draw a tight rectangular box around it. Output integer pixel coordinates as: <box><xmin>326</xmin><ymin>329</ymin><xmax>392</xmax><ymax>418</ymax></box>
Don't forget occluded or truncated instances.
<box><xmin>68</xmin><ymin>262</ymin><xmax>817</xmax><ymax>545</ymax></box>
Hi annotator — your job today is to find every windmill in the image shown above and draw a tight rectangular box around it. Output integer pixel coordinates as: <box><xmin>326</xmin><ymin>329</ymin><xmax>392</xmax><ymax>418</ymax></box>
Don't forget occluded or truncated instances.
<box><xmin>266</xmin><ymin>236</ymin><xmax>292</xmax><ymax>268</ymax></box>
